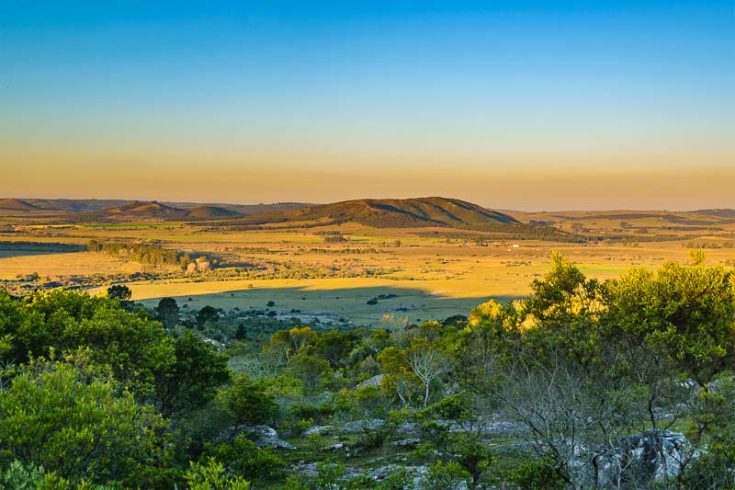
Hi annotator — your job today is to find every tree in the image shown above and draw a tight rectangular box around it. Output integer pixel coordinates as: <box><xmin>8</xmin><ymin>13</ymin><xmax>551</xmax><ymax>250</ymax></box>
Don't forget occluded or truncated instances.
<box><xmin>287</xmin><ymin>353</ymin><xmax>331</xmax><ymax>391</ymax></box>
<box><xmin>606</xmin><ymin>262</ymin><xmax>735</xmax><ymax>386</ymax></box>
<box><xmin>0</xmin><ymin>460</ymin><xmax>72</xmax><ymax>489</ymax></box>
<box><xmin>407</xmin><ymin>340</ymin><xmax>446</xmax><ymax>407</ymax></box>
<box><xmin>0</xmin><ymin>290</ymin><xmax>175</xmax><ymax>400</ymax></box>
<box><xmin>157</xmin><ymin>297</ymin><xmax>180</xmax><ymax>330</ymax></box>
<box><xmin>314</xmin><ymin>330</ymin><xmax>357</xmax><ymax>368</ymax></box>
<box><xmin>196</xmin><ymin>306</ymin><xmax>220</xmax><ymax>330</ymax></box>
<box><xmin>185</xmin><ymin>458</ymin><xmax>250</xmax><ymax>490</ymax></box>
<box><xmin>204</xmin><ymin>435</ymin><xmax>285</xmax><ymax>483</ymax></box>
<box><xmin>222</xmin><ymin>375</ymin><xmax>278</xmax><ymax>425</ymax></box>
<box><xmin>267</xmin><ymin>327</ymin><xmax>317</xmax><ymax>360</ymax></box>
<box><xmin>156</xmin><ymin>330</ymin><xmax>230</xmax><ymax>416</ymax></box>
<box><xmin>106</xmin><ymin>284</ymin><xmax>132</xmax><ymax>302</ymax></box>
<box><xmin>0</xmin><ymin>358</ymin><xmax>171</xmax><ymax>487</ymax></box>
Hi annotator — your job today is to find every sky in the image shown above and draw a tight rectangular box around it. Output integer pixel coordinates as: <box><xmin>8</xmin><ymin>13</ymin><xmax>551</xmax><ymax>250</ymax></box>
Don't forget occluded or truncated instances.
<box><xmin>1</xmin><ymin>0</ymin><xmax>733</xmax><ymax>210</ymax></box>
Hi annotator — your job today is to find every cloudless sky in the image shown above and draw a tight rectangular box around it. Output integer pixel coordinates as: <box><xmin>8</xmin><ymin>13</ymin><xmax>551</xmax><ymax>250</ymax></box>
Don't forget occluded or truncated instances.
<box><xmin>1</xmin><ymin>0</ymin><xmax>733</xmax><ymax>209</ymax></box>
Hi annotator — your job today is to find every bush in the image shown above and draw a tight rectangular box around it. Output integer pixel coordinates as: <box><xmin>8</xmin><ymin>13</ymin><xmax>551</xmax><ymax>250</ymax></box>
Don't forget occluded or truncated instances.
<box><xmin>221</xmin><ymin>375</ymin><xmax>278</xmax><ymax>425</ymax></box>
<box><xmin>204</xmin><ymin>435</ymin><xmax>285</xmax><ymax>483</ymax></box>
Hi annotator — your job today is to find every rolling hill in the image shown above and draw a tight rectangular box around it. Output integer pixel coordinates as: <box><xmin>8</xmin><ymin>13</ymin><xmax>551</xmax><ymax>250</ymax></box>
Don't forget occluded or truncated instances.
<box><xmin>99</xmin><ymin>201</ymin><xmax>191</xmax><ymax>220</ymax></box>
<box><xmin>188</xmin><ymin>205</ymin><xmax>242</xmax><ymax>219</ymax></box>
<box><xmin>0</xmin><ymin>198</ymin><xmax>309</xmax><ymax>220</ymax></box>
<box><xmin>232</xmin><ymin>197</ymin><xmax>555</xmax><ymax>231</ymax></box>
<box><xmin>0</xmin><ymin>198</ymin><xmax>39</xmax><ymax>211</ymax></box>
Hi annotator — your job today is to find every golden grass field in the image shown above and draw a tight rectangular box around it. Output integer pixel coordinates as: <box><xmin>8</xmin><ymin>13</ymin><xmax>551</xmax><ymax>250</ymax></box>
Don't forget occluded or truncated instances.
<box><xmin>2</xmin><ymin>212</ymin><xmax>735</xmax><ymax>325</ymax></box>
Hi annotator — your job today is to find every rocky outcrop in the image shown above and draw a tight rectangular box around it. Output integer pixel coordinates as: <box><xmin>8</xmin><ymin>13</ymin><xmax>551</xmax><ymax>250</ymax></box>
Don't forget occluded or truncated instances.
<box><xmin>569</xmin><ymin>429</ymin><xmax>698</xmax><ymax>487</ymax></box>
<box><xmin>341</xmin><ymin>418</ymin><xmax>386</xmax><ymax>433</ymax></box>
<box><xmin>217</xmin><ymin>424</ymin><xmax>295</xmax><ymax>450</ymax></box>
<box><xmin>617</xmin><ymin>429</ymin><xmax>695</xmax><ymax>484</ymax></box>
<box><xmin>355</xmin><ymin>374</ymin><xmax>384</xmax><ymax>389</ymax></box>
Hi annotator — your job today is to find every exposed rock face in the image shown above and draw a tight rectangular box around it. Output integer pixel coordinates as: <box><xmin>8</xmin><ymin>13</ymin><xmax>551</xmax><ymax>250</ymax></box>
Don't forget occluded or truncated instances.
<box><xmin>302</xmin><ymin>425</ymin><xmax>334</xmax><ymax>437</ymax></box>
<box><xmin>341</xmin><ymin>419</ymin><xmax>386</xmax><ymax>433</ymax></box>
<box><xmin>217</xmin><ymin>424</ymin><xmax>295</xmax><ymax>450</ymax></box>
<box><xmin>617</xmin><ymin>429</ymin><xmax>695</xmax><ymax>484</ymax></box>
<box><xmin>248</xmin><ymin>425</ymin><xmax>296</xmax><ymax>450</ymax></box>
<box><xmin>570</xmin><ymin>429</ymin><xmax>697</xmax><ymax>487</ymax></box>
<box><xmin>356</xmin><ymin>374</ymin><xmax>384</xmax><ymax>389</ymax></box>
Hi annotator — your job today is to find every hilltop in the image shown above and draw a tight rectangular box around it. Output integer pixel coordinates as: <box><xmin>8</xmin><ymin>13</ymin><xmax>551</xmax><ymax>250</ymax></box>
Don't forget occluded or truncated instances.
<box><xmin>93</xmin><ymin>201</ymin><xmax>191</xmax><ymax>220</ymax></box>
<box><xmin>232</xmin><ymin>197</ymin><xmax>516</xmax><ymax>229</ymax></box>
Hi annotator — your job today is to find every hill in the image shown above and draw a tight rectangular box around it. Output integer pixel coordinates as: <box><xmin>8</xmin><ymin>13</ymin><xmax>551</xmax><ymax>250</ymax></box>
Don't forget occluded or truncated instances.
<box><xmin>695</xmin><ymin>209</ymin><xmax>735</xmax><ymax>219</ymax></box>
<box><xmin>0</xmin><ymin>198</ymin><xmax>38</xmax><ymax>211</ymax></box>
<box><xmin>0</xmin><ymin>198</ymin><xmax>309</xmax><ymax>220</ymax></box>
<box><xmin>233</xmin><ymin>197</ymin><xmax>517</xmax><ymax>229</ymax></box>
<box><xmin>89</xmin><ymin>201</ymin><xmax>191</xmax><ymax>221</ymax></box>
<box><xmin>188</xmin><ymin>205</ymin><xmax>242</xmax><ymax>219</ymax></box>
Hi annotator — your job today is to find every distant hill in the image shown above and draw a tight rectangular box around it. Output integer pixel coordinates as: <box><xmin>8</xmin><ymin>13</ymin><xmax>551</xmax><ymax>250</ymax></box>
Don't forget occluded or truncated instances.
<box><xmin>0</xmin><ymin>198</ymin><xmax>309</xmax><ymax>221</ymax></box>
<box><xmin>168</xmin><ymin>201</ymin><xmax>309</xmax><ymax>216</ymax></box>
<box><xmin>188</xmin><ymin>205</ymin><xmax>242</xmax><ymax>219</ymax></box>
<box><xmin>93</xmin><ymin>201</ymin><xmax>190</xmax><ymax>220</ymax></box>
<box><xmin>26</xmin><ymin>199</ymin><xmax>130</xmax><ymax>213</ymax></box>
<box><xmin>236</xmin><ymin>197</ymin><xmax>522</xmax><ymax>230</ymax></box>
<box><xmin>0</xmin><ymin>198</ymin><xmax>38</xmax><ymax>211</ymax></box>
<box><xmin>695</xmin><ymin>209</ymin><xmax>735</xmax><ymax>219</ymax></box>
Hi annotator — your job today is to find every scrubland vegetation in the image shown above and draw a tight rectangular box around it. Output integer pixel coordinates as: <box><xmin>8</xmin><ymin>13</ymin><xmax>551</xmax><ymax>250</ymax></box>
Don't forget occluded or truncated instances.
<box><xmin>1</xmin><ymin>252</ymin><xmax>735</xmax><ymax>489</ymax></box>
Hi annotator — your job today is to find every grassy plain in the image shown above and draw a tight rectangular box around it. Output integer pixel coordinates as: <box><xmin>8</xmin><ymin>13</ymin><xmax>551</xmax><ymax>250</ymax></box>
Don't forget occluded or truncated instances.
<box><xmin>2</xmin><ymin>212</ymin><xmax>735</xmax><ymax>325</ymax></box>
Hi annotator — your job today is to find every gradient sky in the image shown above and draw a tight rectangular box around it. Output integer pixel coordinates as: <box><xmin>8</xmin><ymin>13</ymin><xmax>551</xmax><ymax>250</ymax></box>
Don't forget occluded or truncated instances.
<box><xmin>1</xmin><ymin>0</ymin><xmax>733</xmax><ymax>210</ymax></box>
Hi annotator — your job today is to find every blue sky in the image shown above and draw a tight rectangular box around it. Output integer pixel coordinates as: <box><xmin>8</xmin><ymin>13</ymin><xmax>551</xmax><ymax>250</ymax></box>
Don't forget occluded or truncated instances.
<box><xmin>1</xmin><ymin>1</ymin><xmax>733</xmax><ymax>208</ymax></box>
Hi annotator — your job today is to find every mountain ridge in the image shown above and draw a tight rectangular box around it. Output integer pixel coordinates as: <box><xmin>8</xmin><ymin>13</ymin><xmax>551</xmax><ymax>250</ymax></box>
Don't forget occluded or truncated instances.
<box><xmin>233</xmin><ymin>196</ymin><xmax>521</xmax><ymax>230</ymax></box>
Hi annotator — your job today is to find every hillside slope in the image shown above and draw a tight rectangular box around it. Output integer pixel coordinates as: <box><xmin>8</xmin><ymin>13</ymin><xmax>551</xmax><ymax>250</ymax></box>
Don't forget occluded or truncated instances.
<box><xmin>85</xmin><ymin>201</ymin><xmax>191</xmax><ymax>221</ymax></box>
<box><xmin>235</xmin><ymin>197</ymin><xmax>521</xmax><ymax>229</ymax></box>
<box><xmin>188</xmin><ymin>205</ymin><xmax>242</xmax><ymax>219</ymax></box>
<box><xmin>0</xmin><ymin>198</ymin><xmax>38</xmax><ymax>211</ymax></box>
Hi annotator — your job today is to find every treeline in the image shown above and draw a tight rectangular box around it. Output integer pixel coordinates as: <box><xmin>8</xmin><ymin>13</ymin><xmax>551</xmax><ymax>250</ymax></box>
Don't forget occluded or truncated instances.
<box><xmin>88</xmin><ymin>239</ymin><xmax>195</xmax><ymax>269</ymax></box>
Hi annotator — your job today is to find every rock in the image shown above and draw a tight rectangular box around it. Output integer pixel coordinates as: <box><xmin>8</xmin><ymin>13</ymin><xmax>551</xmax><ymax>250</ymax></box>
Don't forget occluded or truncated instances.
<box><xmin>216</xmin><ymin>424</ymin><xmax>295</xmax><ymax>450</ymax></box>
<box><xmin>397</xmin><ymin>422</ymin><xmax>419</xmax><ymax>435</ymax></box>
<box><xmin>248</xmin><ymin>425</ymin><xmax>295</xmax><ymax>450</ymax></box>
<box><xmin>618</xmin><ymin>429</ymin><xmax>696</xmax><ymax>483</ymax></box>
<box><xmin>391</xmin><ymin>438</ymin><xmax>421</xmax><ymax>448</ymax></box>
<box><xmin>570</xmin><ymin>429</ymin><xmax>698</xmax><ymax>487</ymax></box>
<box><xmin>302</xmin><ymin>425</ymin><xmax>334</xmax><ymax>437</ymax></box>
<box><xmin>291</xmin><ymin>462</ymin><xmax>318</xmax><ymax>477</ymax></box>
<box><xmin>356</xmin><ymin>374</ymin><xmax>384</xmax><ymax>389</ymax></box>
<box><xmin>368</xmin><ymin>465</ymin><xmax>405</xmax><ymax>480</ymax></box>
<box><xmin>342</xmin><ymin>418</ymin><xmax>385</xmax><ymax>433</ymax></box>
<box><xmin>328</xmin><ymin>442</ymin><xmax>346</xmax><ymax>451</ymax></box>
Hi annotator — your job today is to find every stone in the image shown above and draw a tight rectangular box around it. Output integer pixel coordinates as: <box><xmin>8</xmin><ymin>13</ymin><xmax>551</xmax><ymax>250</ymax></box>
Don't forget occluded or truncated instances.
<box><xmin>342</xmin><ymin>418</ymin><xmax>385</xmax><ymax>433</ymax></box>
<box><xmin>302</xmin><ymin>425</ymin><xmax>334</xmax><ymax>437</ymax></box>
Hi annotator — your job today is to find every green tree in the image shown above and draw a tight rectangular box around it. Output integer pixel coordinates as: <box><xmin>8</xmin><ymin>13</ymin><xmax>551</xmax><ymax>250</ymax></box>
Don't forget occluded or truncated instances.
<box><xmin>1</xmin><ymin>290</ymin><xmax>175</xmax><ymax>400</ymax></box>
<box><xmin>221</xmin><ymin>375</ymin><xmax>278</xmax><ymax>425</ymax></box>
<box><xmin>196</xmin><ymin>306</ymin><xmax>220</xmax><ymax>330</ymax></box>
<box><xmin>106</xmin><ymin>284</ymin><xmax>132</xmax><ymax>302</ymax></box>
<box><xmin>204</xmin><ymin>435</ymin><xmax>285</xmax><ymax>483</ymax></box>
<box><xmin>606</xmin><ymin>262</ymin><xmax>735</xmax><ymax>386</ymax></box>
<box><xmin>156</xmin><ymin>297</ymin><xmax>180</xmax><ymax>330</ymax></box>
<box><xmin>185</xmin><ymin>458</ymin><xmax>250</xmax><ymax>490</ymax></box>
<box><xmin>0</xmin><ymin>358</ymin><xmax>171</xmax><ymax>487</ymax></box>
<box><xmin>287</xmin><ymin>353</ymin><xmax>331</xmax><ymax>391</ymax></box>
<box><xmin>156</xmin><ymin>330</ymin><xmax>230</xmax><ymax>416</ymax></box>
